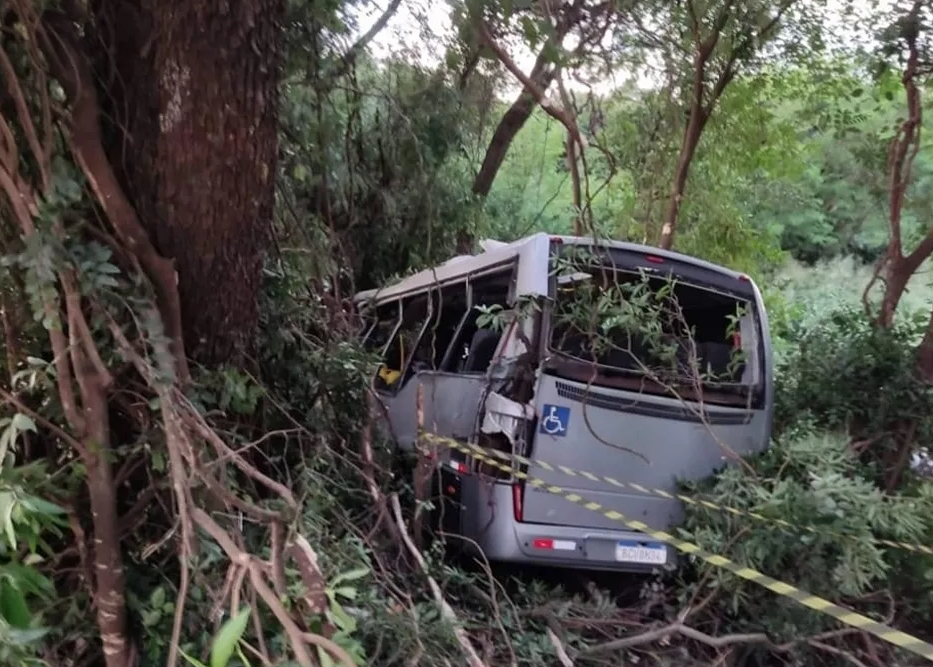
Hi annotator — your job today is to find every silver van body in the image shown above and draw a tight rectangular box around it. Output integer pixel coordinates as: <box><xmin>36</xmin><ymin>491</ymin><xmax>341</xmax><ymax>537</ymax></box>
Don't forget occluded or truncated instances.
<box><xmin>355</xmin><ymin>233</ymin><xmax>773</xmax><ymax>573</ymax></box>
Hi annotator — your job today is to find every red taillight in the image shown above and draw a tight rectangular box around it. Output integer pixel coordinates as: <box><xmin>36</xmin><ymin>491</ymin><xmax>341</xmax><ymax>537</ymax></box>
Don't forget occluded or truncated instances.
<box><xmin>550</xmin><ymin>236</ymin><xmax>564</xmax><ymax>244</ymax></box>
<box><xmin>512</xmin><ymin>483</ymin><xmax>523</xmax><ymax>522</ymax></box>
<box><xmin>738</xmin><ymin>274</ymin><xmax>750</xmax><ymax>282</ymax></box>
<box><xmin>645</xmin><ymin>255</ymin><xmax>664</xmax><ymax>264</ymax></box>
<box><xmin>530</xmin><ymin>537</ymin><xmax>577</xmax><ymax>551</ymax></box>
<box><xmin>733</xmin><ymin>331</ymin><xmax>742</xmax><ymax>349</ymax></box>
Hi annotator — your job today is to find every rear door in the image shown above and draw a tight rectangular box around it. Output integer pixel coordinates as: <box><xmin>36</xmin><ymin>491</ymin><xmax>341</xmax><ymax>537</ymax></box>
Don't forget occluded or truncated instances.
<box><xmin>521</xmin><ymin>243</ymin><xmax>771</xmax><ymax>532</ymax></box>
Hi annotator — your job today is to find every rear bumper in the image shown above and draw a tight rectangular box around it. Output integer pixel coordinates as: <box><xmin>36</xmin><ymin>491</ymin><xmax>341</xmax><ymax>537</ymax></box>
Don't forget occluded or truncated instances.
<box><xmin>460</xmin><ymin>481</ymin><xmax>678</xmax><ymax>573</ymax></box>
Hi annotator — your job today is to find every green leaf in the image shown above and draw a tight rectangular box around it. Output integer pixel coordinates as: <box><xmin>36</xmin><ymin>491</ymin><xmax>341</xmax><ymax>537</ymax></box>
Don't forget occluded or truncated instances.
<box><xmin>329</xmin><ymin>567</ymin><xmax>369</xmax><ymax>586</ymax></box>
<box><xmin>180</xmin><ymin>650</ymin><xmax>209</xmax><ymax>667</ymax></box>
<box><xmin>331</xmin><ymin>586</ymin><xmax>358</xmax><ymax>601</ymax></box>
<box><xmin>151</xmin><ymin>586</ymin><xmax>166</xmax><ymax>609</ymax></box>
<box><xmin>519</xmin><ymin>16</ymin><xmax>539</xmax><ymax>50</ymax></box>
<box><xmin>10</xmin><ymin>414</ymin><xmax>35</xmax><ymax>433</ymax></box>
<box><xmin>327</xmin><ymin>602</ymin><xmax>357</xmax><ymax>633</ymax></box>
<box><xmin>0</xmin><ymin>579</ymin><xmax>32</xmax><ymax>628</ymax></box>
<box><xmin>22</xmin><ymin>554</ymin><xmax>43</xmax><ymax>566</ymax></box>
<box><xmin>0</xmin><ymin>492</ymin><xmax>16</xmax><ymax>548</ymax></box>
<box><xmin>21</xmin><ymin>495</ymin><xmax>66</xmax><ymax>516</ymax></box>
<box><xmin>0</xmin><ymin>429</ymin><xmax>11</xmax><ymax>465</ymax></box>
<box><xmin>7</xmin><ymin>627</ymin><xmax>49</xmax><ymax>645</ymax></box>
<box><xmin>210</xmin><ymin>606</ymin><xmax>251</xmax><ymax>667</ymax></box>
<box><xmin>318</xmin><ymin>649</ymin><xmax>335</xmax><ymax>667</ymax></box>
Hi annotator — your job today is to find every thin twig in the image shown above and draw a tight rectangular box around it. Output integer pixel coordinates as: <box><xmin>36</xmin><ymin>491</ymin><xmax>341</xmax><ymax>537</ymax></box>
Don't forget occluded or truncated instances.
<box><xmin>547</xmin><ymin>626</ymin><xmax>575</xmax><ymax>667</ymax></box>
<box><xmin>808</xmin><ymin>640</ymin><xmax>871</xmax><ymax>667</ymax></box>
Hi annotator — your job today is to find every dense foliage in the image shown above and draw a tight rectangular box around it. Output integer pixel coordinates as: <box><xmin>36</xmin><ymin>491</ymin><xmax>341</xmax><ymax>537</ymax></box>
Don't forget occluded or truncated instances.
<box><xmin>1</xmin><ymin>0</ymin><xmax>933</xmax><ymax>666</ymax></box>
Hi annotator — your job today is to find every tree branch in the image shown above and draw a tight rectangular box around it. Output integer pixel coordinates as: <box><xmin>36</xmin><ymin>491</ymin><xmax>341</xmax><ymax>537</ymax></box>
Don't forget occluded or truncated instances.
<box><xmin>390</xmin><ymin>494</ymin><xmax>489</xmax><ymax>667</ymax></box>
<box><xmin>327</xmin><ymin>0</ymin><xmax>404</xmax><ymax>82</ymax></box>
<box><xmin>475</xmin><ymin>20</ymin><xmax>586</xmax><ymax>153</ymax></box>
<box><xmin>191</xmin><ymin>508</ymin><xmax>356</xmax><ymax>667</ymax></box>
<box><xmin>0</xmin><ymin>37</ymin><xmax>50</xmax><ymax>190</ymax></box>
<box><xmin>39</xmin><ymin>8</ymin><xmax>190</xmax><ymax>385</ymax></box>
<box><xmin>584</xmin><ymin>620</ymin><xmax>769</xmax><ymax>654</ymax></box>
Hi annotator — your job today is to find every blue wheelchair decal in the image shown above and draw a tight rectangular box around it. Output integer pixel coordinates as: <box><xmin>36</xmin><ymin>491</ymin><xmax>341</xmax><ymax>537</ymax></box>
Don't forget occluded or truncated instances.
<box><xmin>539</xmin><ymin>404</ymin><xmax>570</xmax><ymax>437</ymax></box>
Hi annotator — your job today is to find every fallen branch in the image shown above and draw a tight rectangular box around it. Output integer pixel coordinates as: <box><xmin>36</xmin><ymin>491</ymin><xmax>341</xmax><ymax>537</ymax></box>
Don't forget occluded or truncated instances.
<box><xmin>546</xmin><ymin>626</ymin><xmax>575</xmax><ymax>667</ymax></box>
<box><xmin>808</xmin><ymin>640</ymin><xmax>871</xmax><ymax>667</ymax></box>
<box><xmin>191</xmin><ymin>508</ymin><xmax>356</xmax><ymax>667</ymax></box>
<box><xmin>584</xmin><ymin>621</ymin><xmax>769</xmax><ymax>654</ymax></box>
<box><xmin>389</xmin><ymin>493</ymin><xmax>490</xmax><ymax>667</ymax></box>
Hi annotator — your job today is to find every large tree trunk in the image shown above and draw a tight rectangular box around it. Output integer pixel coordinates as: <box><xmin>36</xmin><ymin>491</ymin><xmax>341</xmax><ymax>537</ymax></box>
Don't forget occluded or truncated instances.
<box><xmin>94</xmin><ymin>0</ymin><xmax>284</xmax><ymax>366</ymax></box>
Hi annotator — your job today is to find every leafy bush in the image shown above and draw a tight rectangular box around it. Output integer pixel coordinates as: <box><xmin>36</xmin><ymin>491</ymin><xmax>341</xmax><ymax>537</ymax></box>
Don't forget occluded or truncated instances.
<box><xmin>674</xmin><ymin>301</ymin><xmax>933</xmax><ymax>664</ymax></box>
<box><xmin>774</xmin><ymin>305</ymin><xmax>933</xmax><ymax>457</ymax></box>
<box><xmin>679</xmin><ymin>424</ymin><xmax>933</xmax><ymax>659</ymax></box>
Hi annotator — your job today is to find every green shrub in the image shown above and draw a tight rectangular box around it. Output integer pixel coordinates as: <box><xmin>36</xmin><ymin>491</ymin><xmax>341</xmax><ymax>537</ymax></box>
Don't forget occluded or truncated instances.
<box><xmin>678</xmin><ymin>424</ymin><xmax>933</xmax><ymax>659</ymax></box>
<box><xmin>677</xmin><ymin>301</ymin><xmax>933</xmax><ymax>663</ymax></box>
<box><xmin>773</xmin><ymin>306</ymin><xmax>933</xmax><ymax>451</ymax></box>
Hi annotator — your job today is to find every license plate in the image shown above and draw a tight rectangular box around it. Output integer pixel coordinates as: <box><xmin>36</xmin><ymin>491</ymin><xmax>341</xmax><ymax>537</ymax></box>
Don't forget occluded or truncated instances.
<box><xmin>615</xmin><ymin>540</ymin><xmax>667</xmax><ymax>565</ymax></box>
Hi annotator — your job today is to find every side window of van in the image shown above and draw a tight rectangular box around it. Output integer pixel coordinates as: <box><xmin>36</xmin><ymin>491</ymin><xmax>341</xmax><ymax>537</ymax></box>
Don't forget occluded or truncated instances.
<box><xmin>363</xmin><ymin>301</ymin><xmax>400</xmax><ymax>353</ymax></box>
<box><xmin>375</xmin><ymin>295</ymin><xmax>431</xmax><ymax>393</ymax></box>
<box><xmin>448</xmin><ymin>272</ymin><xmax>513</xmax><ymax>374</ymax></box>
<box><xmin>416</xmin><ymin>284</ymin><xmax>469</xmax><ymax>372</ymax></box>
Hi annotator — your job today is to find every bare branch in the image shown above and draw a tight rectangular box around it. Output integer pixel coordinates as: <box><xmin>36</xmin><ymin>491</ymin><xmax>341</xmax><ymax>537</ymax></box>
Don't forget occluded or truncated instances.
<box><xmin>390</xmin><ymin>494</ymin><xmax>490</xmax><ymax>667</ymax></box>
<box><xmin>0</xmin><ymin>39</ymin><xmax>50</xmax><ymax>190</ymax></box>
<box><xmin>584</xmin><ymin>620</ymin><xmax>769</xmax><ymax>654</ymax></box>
<box><xmin>328</xmin><ymin>0</ymin><xmax>404</xmax><ymax>82</ymax></box>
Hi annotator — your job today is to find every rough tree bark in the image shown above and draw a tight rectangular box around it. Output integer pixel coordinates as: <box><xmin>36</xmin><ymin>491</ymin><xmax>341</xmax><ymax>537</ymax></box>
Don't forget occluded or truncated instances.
<box><xmin>93</xmin><ymin>0</ymin><xmax>285</xmax><ymax>366</ymax></box>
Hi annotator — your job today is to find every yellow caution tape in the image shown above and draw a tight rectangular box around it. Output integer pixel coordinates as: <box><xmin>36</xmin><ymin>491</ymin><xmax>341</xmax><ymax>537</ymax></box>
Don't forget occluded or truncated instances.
<box><xmin>424</xmin><ymin>437</ymin><xmax>933</xmax><ymax>662</ymax></box>
<box><xmin>422</xmin><ymin>432</ymin><xmax>933</xmax><ymax>556</ymax></box>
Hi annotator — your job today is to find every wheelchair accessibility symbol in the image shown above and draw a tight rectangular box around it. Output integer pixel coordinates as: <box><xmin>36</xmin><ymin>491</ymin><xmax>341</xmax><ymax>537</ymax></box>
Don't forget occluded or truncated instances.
<box><xmin>539</xmin><ymin>404</ymin><xmax>570</xmax><ymax>437</ymax></box>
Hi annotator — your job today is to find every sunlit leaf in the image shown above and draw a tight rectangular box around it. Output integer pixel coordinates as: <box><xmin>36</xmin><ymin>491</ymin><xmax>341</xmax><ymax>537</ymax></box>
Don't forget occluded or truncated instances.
<box><xmin>210</xmin><ymin>606</ymin><xmax>251</xmax><ymax>667</ymax></box>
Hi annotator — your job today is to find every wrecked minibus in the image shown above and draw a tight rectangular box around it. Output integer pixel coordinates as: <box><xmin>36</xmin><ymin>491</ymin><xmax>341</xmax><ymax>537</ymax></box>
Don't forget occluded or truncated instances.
<box><xmin>354</xmin><ymin>233</ymin><xmax>773</xmax><ymax>572</ymax></box>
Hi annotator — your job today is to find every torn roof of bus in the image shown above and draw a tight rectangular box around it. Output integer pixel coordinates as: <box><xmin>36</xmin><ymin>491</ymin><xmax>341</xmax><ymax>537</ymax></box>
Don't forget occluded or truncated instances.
<box><xmin>353</xmin><ymin>233</ymin><xmax>751</xmax><ymax>306</ymax></box>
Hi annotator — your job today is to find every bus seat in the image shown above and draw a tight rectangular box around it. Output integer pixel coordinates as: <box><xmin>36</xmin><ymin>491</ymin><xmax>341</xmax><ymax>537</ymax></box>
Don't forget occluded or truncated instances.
<box><xmin>698</xmin><ymin>342</ymin><xmax>744</xmax><ymax>382</ymax></box>
<box><xmin>462</xmin><ymin>328</ymin><xmax>501</xmax><ymax>373</ymax></box>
